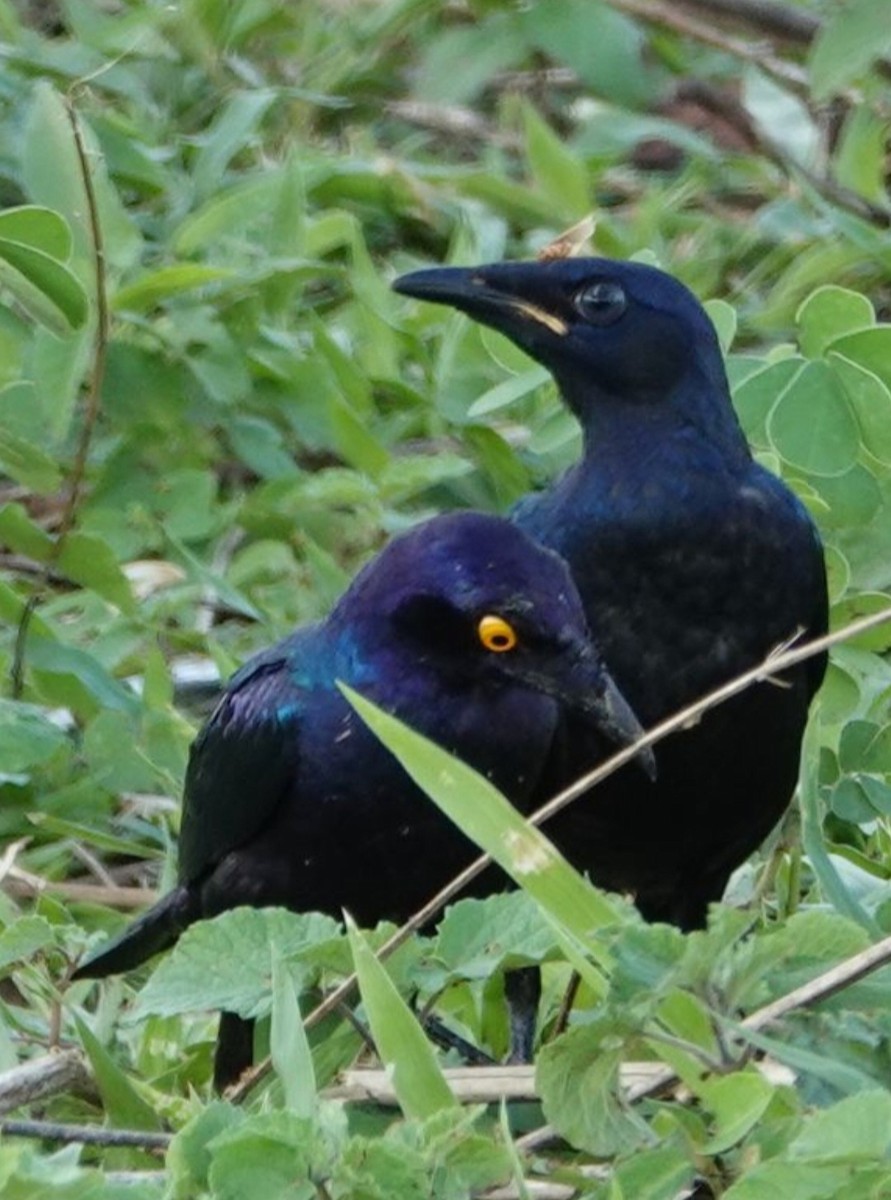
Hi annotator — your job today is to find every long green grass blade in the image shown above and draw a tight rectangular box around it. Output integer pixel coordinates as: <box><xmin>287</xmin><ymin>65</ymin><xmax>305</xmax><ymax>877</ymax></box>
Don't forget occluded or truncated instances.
<box><xmin>345</xmin><ymin>915</ymin><xmax>456</xmax><ymax>1120</ymax></box>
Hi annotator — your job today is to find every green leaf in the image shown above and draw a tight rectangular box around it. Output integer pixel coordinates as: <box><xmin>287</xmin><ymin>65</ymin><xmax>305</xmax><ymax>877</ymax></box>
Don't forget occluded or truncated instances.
<box><xmin>522</xmin><ymin>104</ymin><xmax>590</xmax><ymax>221</ymax></box>
<box><xmin>830</xmin><ymin>354</ymin><xmax>891</xmax><ymax>466</ymax></box>
<box><xmin>799</xmin><ymin>716</ymin><xmax>878</xmax><ymax>934</ymax></box>
<box><xmin>831</xmin><ymin>777</ymin><xmax>875</xmax><ymax>824</ymax></box>
<box><xmin>536</xmin><ymin>1019</ymin><xmax>650</xmax><ymax>1155</ymax></box>
<box><xmin>113</xmin><ymin>264</ymin><xmax>237</xmax><ymax>312</ymax></box>
<box><xmin>167</xmin><ymin>1102</ymin><xmax>245</xmax><ymax>1199</ymax></box>
<box><xmin>839</xmin><ymin>719</ymin><xmax>891</xmax><ymax>775</ymax></box>
<box><xmin>191</xmin><ymin>90</ymin><xmax>277</xmax><ymax>201</ymax></box>
<box><xmin>0</xmin><ymin>206</ymin><xmax>72</xmax><ymax>258</ymax></box>
<box><xmin>789</xmin><ymin>1089</ymin><xmax>891</xmax><ymax>1163</ymax></box>
<box><xmin>0</xmin><ymin>238</ymin><xmax>88</xmax><ymax>333</ymax></box>
<box><xmin>134</xmin><ymin>908</ymin><xmax>342</xmax><ymax>1019</ymax></box>
<box><xmin>833</xmin><ymin>107</ymin><xmax>890</xmax><ymax>206</ymax></box>
<box><xmin>378</xmin><ymin>452</ymin><xmax>471</xmax><ymax>504</ymax></box>
<box><xmin>0</xmin><ymin>700</ymin><xmax>70</xmax><ymax>773</ymax></box>
<box><xmin>0</xmin><ymin>916</ymin><xmax>56</xmax><ymax>972</ymax></box>
<box><xmin>0</xmin><ymin>501</ymin><xmax>54</xmax><ymax>559</ymax></box>
<box><xmin>611</xmin><ymin>1147</ymin><xmax>696</xmax><ymax>1200</ymax></box>
<box><xmin>77</xmin><ymin>709</ymin><xmax>159</xmax><ymax>795</ymax></box>
<box><xmin>75</xmin><ymin>1014</ymin><xmax>162</xmax><ymax>1131</ymax></box>
<box><xmin>346</xmin><ymin>915</ymin><xmax>456</xmax><ymax>1121</ymax></box>
<box><xmin>797</xmin><ymin>286</ymin><xmax>874</xmax><ymax>359</ymax></box>
<box><xmin>57</xmin><ymin>532</ymin><xmax>136</xmax><ymax>614</ymax></box>
<box><xmin>172</xmin><ymin>172</ymin><xmax>290</xmax><ymax>255</ymax></box>
<box><xmin>466</xmin><ymin>364</ymin><xmax>551</xmax><ymax>418</ymax></box>
<box><xmin>724</xmin><ymin>1162</ymin><xmax>857</xmax><ymax>1200</ymax></box>
<box><xmin>414</xmin><ymin>14</ymin><xmax>524</xmax><ymax>104</ymax></box>
<box><xmin>164</xmin><ymin>530</ymin><xmax>260</xmax><ymax>621</ymax></box>
<box><xmin>828</xmin><ymin>327</ymin><xmax>891</xmax><ymax>392</ymax></box>
<box><xmin>228</xmin><ymin>416</ymin><xmax>301</xmax><ymax>481</ymax></box>
<box><xmin>699</xmin><ymin>1070</ymin><xmax>776</xmax><ymax>1154</ymax></box>
<box><xmin>809</xmin><ymin>0</ymin><xmax>891</xmax><ymax>99</ymax></box>
<box><xmin>270</xmin><ymin>951</ymin><xmax>316</xmax><ymax>1117</ymax></box>
<box><xmin>520</xmin><ymin>0</ymin><xmax>650</xmax><ymax>107</ymax></box>
<box><xmin>744</xmin><ymin>67</ymin><xmax>818</xmax><ymax>166</ymax></box>
<box><xmin>527</xmin><ymin>405</ymin><xmax>581</xmax><ymax>457</ymax></box>
<box><xmin>732</xmin><ymin>357</ymin><xmax>802</xmax><ymax>447</ymax></box>
<box><xmin>431</xmin><ymin>891</ymin><xmax>561</xmax><ymax>988</ymax></box>
<box><xmin>334</xmin><ymin>1127</ymin><xmax>427</xmax><ymax>1198</ymax></box>
<box><xmin>831</xmin><ymin>592</ymin><xmax>891</xmax><ymax>653</ymax></box>
<box><xmin>608</xmin><ymin>920</ymin><xmax>687</xmax><ymax>1005</ymax></box>
<box><xmin>204</xmin><ymin>1111</ymin><xmax>319</xmax><ymax>1200</ymax></box>
<box><xmin>767</xmin><ymin>360</ymin><xmax>860</xmax><ymax>477</ymax></box>
<box><xmin>33</xmin><ymin>325</ymin><xmax>92</xmax><ymax>441</ymax></box>
<box><xmin>29</xmin><ymin>813</ymin><xmax>157</xmax><ymax>859</ymax></box>
<box><xmin>808</xmin><ymin>463</ymin><xmax>881</xmax><ymax>531</ymax></box>
<box><xmin>0</xmin><ymin>424</ymin><xmax>61</xmax><ymax>493</ymax></box>
<box><xmin>706</xmin><ymin>299</ymin><xmax>737</xmax><ymax>354</ymax></box>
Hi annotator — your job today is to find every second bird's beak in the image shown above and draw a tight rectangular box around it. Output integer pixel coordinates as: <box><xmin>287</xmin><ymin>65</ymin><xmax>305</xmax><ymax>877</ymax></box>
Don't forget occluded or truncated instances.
<box><xmin>393</xmin><ymin>264</ymin><xmax>569</xmax><ymax>338</ymax></box>
<box><xmin>505</xmin><ymin>644</ymin><xmax>656</xmax><ymax>781</ymax></box>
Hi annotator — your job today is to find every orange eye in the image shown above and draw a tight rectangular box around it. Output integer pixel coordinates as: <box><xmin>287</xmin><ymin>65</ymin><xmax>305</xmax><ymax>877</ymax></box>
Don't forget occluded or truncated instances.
<box><xmin>478</xmin><ymin>614</ymin><xmax>518</xmax><ymax>653</ymax></box>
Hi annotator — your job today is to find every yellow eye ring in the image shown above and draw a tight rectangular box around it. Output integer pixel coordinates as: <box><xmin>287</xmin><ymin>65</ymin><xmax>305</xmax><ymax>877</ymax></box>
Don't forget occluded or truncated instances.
<box><xmin>478</xmin><ymin>614</ymin><xmax>518</xmax><ymax>653</ymax></box>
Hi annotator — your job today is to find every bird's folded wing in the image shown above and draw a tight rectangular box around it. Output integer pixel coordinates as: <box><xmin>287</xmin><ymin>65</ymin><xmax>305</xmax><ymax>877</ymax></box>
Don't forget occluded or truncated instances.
<box><xmin>177</xmin><ymin>631</ymin><xmax>313</xmax><ymax>884</ymax></box>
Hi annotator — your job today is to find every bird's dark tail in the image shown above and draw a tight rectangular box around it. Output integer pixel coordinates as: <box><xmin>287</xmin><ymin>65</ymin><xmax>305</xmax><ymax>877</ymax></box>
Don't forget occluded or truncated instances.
<box><xmin>72</xmin><ymin>885</ymin><xmax>199</xmax><ymax>979</ymax></box>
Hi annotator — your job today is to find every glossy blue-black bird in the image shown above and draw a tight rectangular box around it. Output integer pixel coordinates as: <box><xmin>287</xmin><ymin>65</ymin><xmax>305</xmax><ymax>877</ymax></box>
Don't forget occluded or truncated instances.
<box><xmin>394</xmin><ymin>258</ymin><xmax>828</xmax><ymax>931</ymax></box>
<box><xmin>73</xmin><ymin>511</ymin><xmax>647</xmax><ymax>1086</ymax></box>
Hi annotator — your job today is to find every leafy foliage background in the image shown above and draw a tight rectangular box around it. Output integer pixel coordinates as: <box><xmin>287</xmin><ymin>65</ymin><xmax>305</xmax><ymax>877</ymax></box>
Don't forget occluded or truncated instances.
<box><xmin>1</xmin><ymin>0</ymin><xmax>891</xmax><ymax>1196</ymax></box>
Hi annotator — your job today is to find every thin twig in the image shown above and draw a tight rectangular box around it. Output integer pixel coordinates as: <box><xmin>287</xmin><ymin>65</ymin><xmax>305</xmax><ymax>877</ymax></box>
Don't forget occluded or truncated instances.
<box><xmin>675</xmin><ymin>0</ymin><xmax>818</xmax><ymax>43</ymax></box>
<box><xmin>386</xmin><ymin>100</ymin><xmax>520</xmax><ymax>149</ymax></box>
<box><xmin>602</xmin><ymin>0</ymin><xmax>810</xmax><ymax>95</ymax></box>
<box><xmin>738</xmin><ymin>930</ymin><xmax>891</xmax><ymax>1032</ymax></box>
<box><xmin>9</xmin><ymin>94</ymin><xmax>111</xmax><ymax>698</ymax></box>
<box><xmin>69</xmin><ymin>843</ymin><xmax>117</xmax><ymax>888</ymax></box>
<box><xmin>0</xmin><ymin>1118</ymin><xmax>170</xmax><ymax>1150</ymax></box>
<box><xmin>678</xmin><ymin>0</ymin><xmax>891</xmax><ymax>83</ymax></box>
<box><xmin>2</xmin><ymin>868</ymin><xmax>158</xmax><ymax>909</ymax></box>
<box><xmin>228</xmin><ymin>605</ymin><xmax>891</xmax><ymax>1102</ymax></box>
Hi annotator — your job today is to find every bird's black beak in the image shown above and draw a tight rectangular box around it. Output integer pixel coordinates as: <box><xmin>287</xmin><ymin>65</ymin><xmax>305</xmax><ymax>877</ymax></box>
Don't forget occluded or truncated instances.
<box><xmin>502</xmin><ymin>643</ymin><xmax>655</xmax><ymax>780</ymax></box>
<box><xmin>393</xmin><ymin>264</ymin><xmax>570</xmax><ymax>339</ymax></box>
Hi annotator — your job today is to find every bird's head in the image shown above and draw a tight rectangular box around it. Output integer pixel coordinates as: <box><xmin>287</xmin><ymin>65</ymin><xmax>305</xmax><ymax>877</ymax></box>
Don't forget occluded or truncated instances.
<box><xmin>394</xmin><ymin>257</ymin><xmax>728</xmax><ymax>418</ymax></box>
<box><xmin>335</xmin><ymin>511</ymin><xmax>653</xmax><ymax>773</ymax></box>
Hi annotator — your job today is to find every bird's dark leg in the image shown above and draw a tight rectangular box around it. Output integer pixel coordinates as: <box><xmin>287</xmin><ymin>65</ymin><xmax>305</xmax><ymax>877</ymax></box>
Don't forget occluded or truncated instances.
<box><xmin>552</xmin><ymin>969</ymin><xmax>582</xmax><ymax>1039</ymax></box>
<box><xmin>504</xmin><ymin>966</ymin><xmax>542</xmax><ymax>1063</ymax></box>
<box><xmin>214</xmin><ymin>1012</ymin><xmax>255</xmax><ymax>1092</ymax></box>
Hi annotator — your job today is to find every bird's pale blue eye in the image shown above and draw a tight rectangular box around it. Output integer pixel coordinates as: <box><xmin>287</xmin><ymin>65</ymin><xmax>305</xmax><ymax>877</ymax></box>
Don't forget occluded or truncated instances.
<box><xmin>574</xmin><ymin>281</ymin><xmax>627</xmax><ymax>325</ymax></box>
